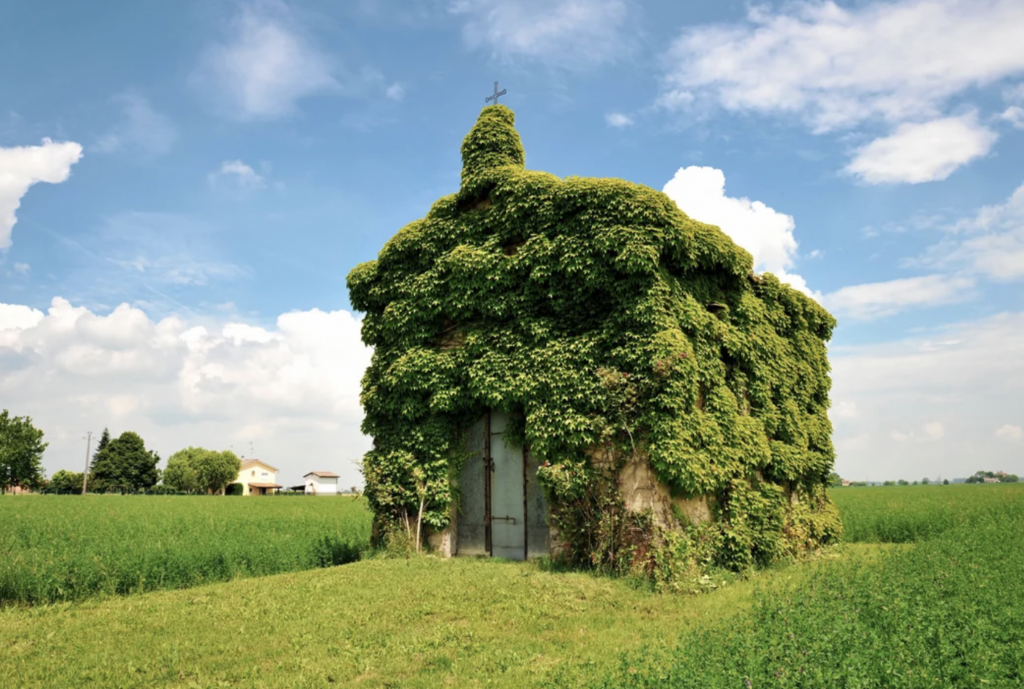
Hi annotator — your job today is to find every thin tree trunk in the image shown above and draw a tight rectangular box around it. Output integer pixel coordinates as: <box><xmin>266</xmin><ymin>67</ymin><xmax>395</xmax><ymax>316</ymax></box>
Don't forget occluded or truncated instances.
<box><xmin>415</xmin><ymin>497</ymin><xmax>426</xmax><ymax>553</ymax></box>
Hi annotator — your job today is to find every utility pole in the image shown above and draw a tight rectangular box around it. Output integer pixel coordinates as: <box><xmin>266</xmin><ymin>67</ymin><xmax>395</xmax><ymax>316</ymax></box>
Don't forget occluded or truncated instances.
<box><xmin>82</xmin><ymin>431</ymin><xmax>92</xmax><ymax>495</ymax></box>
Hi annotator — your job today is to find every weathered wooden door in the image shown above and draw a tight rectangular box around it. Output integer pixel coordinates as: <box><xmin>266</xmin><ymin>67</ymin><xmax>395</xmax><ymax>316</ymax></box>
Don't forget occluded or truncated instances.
<box><xmin>455</xmin><ymin>410</ymin><xmax>549</xmax><ymax>560</ymax></box>
<box><xmin>489</xmin><ymin>411</ymin><xmax>526</xmax><ymax>559</ymax></box>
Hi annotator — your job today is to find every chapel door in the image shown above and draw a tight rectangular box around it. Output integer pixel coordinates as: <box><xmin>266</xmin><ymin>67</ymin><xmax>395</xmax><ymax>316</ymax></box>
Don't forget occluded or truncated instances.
<box><xmin>489</xmin><ymin>411</ymin><xmax>526</xmax><ymax>559</ymax></box>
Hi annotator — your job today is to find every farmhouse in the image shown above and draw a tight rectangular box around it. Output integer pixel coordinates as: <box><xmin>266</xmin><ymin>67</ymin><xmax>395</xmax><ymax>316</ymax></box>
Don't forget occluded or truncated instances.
<box><xmin>349</xmin><ymin>105</ymin><xmax>840</xmax><ymax>570</ymax></box>
<box><xmin>304</xmin><ymin>471</ymin><xmax>340</xmax><ymax>495</ymax></box>
<box><xmin>236</xmin><ymin>459</ymin><xmax>282</xmax><ymax>496</ymax></box>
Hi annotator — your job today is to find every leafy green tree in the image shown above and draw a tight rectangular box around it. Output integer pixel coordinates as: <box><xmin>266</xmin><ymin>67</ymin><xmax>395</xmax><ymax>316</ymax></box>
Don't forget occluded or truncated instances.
<box><xmin>195</xmin><ymin>449</ymin><xmax>241</xmax><ymax>495</ymax></box>
<box><xmin>162</xmin><ymin>448</ymin><xmax>201</xmax><ymax>493</ymax></box>
<box><xmin>921</xmin><ymin>477</ymin><xmax>930</xmax><ymax>485</ymax></box>
<box><xmin>90</xmin><ymin>431</ymin><xmax>160</xmax><ymax>492</ymax></box>
<box><xmin>829</xmin><ymin>472</ymin><xmax>843</xmax><ymax>488</ymax></box>
<box><xmin>0</xmin><ymin>410</ymin><xmax>48</xmax><ymax>493</ymax></box>
<box><xmin>883</xmin><ymin>480</ymin><xmax>896</xmax><ymax>486</ymax></box>
<box><xmin>49</xmin><ymin>469</ymin><xmax>84</xmax><ymax>494</ymax></box>
<box><xmin>163</xmin><ymin>447</ymin><xmax>241</xmax><ymax>495</ymax></box>
<box><xmin>897</xmin><ymin>479</ymin><xmax>909</xmax><ymax>486</ymax></box>
<box><xmin>943</xmin><ymin>479</ymin><xmax>950</xmax><ymax>485</ymax></box>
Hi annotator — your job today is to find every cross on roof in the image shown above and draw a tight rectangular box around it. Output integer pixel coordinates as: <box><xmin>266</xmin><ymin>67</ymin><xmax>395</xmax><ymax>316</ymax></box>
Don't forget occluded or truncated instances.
<box><xmin>485</xmin><ymin>81</ymin><xmax>507</xmax><ymax>106</ymax></box>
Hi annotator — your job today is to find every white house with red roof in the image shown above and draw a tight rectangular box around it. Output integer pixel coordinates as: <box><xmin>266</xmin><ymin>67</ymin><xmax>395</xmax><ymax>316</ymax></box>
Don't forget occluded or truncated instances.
<box><xmin>304</xmin><ymin>471</ymin><xmax>340</xmax><ymax>495</ymax></box>
<box><xmin>236</xmin><ymin>459</ymin><xmax>282</xmax><ymax>495</ymax></box>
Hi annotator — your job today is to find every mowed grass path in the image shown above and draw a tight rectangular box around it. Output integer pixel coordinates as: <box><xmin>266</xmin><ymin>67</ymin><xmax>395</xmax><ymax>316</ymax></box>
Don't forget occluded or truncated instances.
<box><xmin>0</xmin><ymin>495</ymin><xmax>371</xmax><ymax>605</ymax></box>
<box><xmin>0</xmin><ymin>546</ymin><xmax>884</xmax><ymax>689</ymax></box>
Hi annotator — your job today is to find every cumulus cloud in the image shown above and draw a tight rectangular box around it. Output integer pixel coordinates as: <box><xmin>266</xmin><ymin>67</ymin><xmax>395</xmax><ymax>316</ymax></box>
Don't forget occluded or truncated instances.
<box><xmin>659</xmin><ymin>0</ymin><xmax>1024</xmax><ymax>132</ymax></box>
<box><xmin>0</xmin><ymin>297</ymin><xmax>372</xmax><ymax>487</ymax></box>
<box><xmin>13</xmin><ymin>262</ymin><xmax>29</xmax><ymax>275</ymax></box>
<box><xmin>891</xmin><ymin>422</ymin><xmax>945</xmax><ymax>443</ymax></box>
<box><xmin>920</xmin><ymin>181</ymin><xmax>1024</xmax><ymax>281</ymax></box>
<box><xmin>844</xmin><ymin>114</ymin><xmax>998</xmax><ymax>184</ymax></box>
<box><xmin>94</xmin><ymin>94</ymin><xmax>177</xmax><ymax>155</ymax></box>
<box><xmin>193</xmin><ymin>0</ymin><xmax>339</xmax><ymax>120</ymax></box>
<box><xmin>662</xmin><ymin>166</ymin><xmax>812</xmax><ymax>295</ymax></box>
<box><xmin>385</xmin><ymin>83</ymin><xmax>405</xmax><ymax>101</ymax></box>
<box><xmin>1000</xmin><ymin>105</ymin><xmax>1024</xmax><ymax>129</ymax></box>
<box><xmin>831</xmin><ymin>310</ymin><xmax>1024</xmax><ymax>480</ymax></box>
<box><xmin>823</xmin><ymin>275</ymin><xmax>975</xmax><ymax>320</ymax></box>
<box><xmin>209</xmin><ymin>160</ymin><xmax>266</xmax><ymax>189</ymax></box>
<box><xmin>995</xmin><ymin>424</ymin><xmax>1023</xmax><ymax>441</ymax></box>
<box><xmin>605</xmin><ymin>112</ymin><xmax>633</xmax><ymax>128</ymax></box>
<box><xmin>449</xmin><ymin>0</ymin><xmax>633</xmax><ymax>68</ymax></box>
<box><xmin>0</xmin><ymin>139</ymin><xmax>83</xmax><ymax>250</ymax></box>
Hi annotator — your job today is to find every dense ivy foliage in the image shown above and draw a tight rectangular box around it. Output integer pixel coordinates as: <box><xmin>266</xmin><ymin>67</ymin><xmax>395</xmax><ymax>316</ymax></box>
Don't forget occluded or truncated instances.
<box><xmin>348</xmin><ymin>105</ymin><xmax>840</xmax><ymax>569</ymax></box>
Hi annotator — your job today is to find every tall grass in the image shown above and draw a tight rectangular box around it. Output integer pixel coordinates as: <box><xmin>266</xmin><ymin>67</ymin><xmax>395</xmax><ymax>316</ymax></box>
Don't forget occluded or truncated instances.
<box><xmin>0</xmin><ymin>495</ymin><xmax>371</xmax><ymax>605</ymax></box>
<box><xmin>577</xmin><ymin>484</ymin><xmax>1024</xmax><ymax>688</ymax></box>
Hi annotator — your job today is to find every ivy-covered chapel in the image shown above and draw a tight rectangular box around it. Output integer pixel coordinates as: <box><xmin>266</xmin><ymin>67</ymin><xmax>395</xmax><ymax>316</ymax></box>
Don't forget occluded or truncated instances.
<box><xmin>348</xmin><ymin>105</ymin><xmax>841</xmax><ymax>574</ymax></box>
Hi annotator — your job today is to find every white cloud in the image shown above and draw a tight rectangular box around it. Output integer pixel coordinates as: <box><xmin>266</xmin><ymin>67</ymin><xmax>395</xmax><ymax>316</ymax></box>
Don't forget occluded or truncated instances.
<box><xmin>209</xmin><ymin>160</ymin><xmax>266</xmax><ymax>190</ymax></box>
<box><xmin>605</xmin><ymin>112</ymin><xmax>633</xmax><ymax>128</ymax></box>
<box><xmin>844</xmin><ymin>114</ymin><xmax>997</xmax><ymax>184</ymax></box>
<box><xmin>823</xmin><ymin>274</ymin><xmax>974</xmax><ymax>320</ymax></box>
<box><xmin>1000</xmin><ymin>105</ymin><xmax>1024</xmax><ymax>129</ymax></box>
<box><xmin>386</xmin><ymin>83</ymin><xmax>405</xmax><ymax>101</ymax></box>
<box><xmin>450</xmin><ymin>0</ymin><xmax>633</xmax><ymax>68</ymax></box>
<box><xmin>921</xmin><ymin>181</ymin><xmax>1024</xmax><ymax>281</ymax></box>
<box><xmin>0</xmin><ymin>297</ymin><xmax>372</xmax><ymax>487</ymax></box>
<box><xmin>1004</xmin><ymin>82</ymin><xmax>1024</xmax><ymax>103</ymax></box>
<box><xmin>0</xmin><ymin>139</ymin><xmax>83</xmax><ymax>250</ymax></box>
<box><xmin>194</xmin><ymin>0</ymin><xmax>339</xmax><ymax>120</ymax></box>
<box><xmin>662</xmin><ymin>166</ymin><xmax>812</xmax><ymax>294</ymax></box>
<box><xmin>660</xmin><ymin>0</ymin><xmax>1024</xmax><ymax>133</ymax></box>
<box><xmin>891</xmin><ymin>421</ymin><xmax>944</xmax><ymax>443</ymax></box>
<box><xmin>13</xmin><ymin>262</ymin><xmax>29</xmax><ymax>275</ymax></box>
<box><xmin>94</xmin><ymin>94</ymin><xmax>177</xmax><ymax>155</ymax></box>
<box><xmin>831</xmin><ymin>310</ymin><xmax>1024</xmax><ymax>480</ymax></box>
<box><xmin>995</xmin><ymin>424</ymin><xmax>1023</xmax><ymax>441</ymax></box>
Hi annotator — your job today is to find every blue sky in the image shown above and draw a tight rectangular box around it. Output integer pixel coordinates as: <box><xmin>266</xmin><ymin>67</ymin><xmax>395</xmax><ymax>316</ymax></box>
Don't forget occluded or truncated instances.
<box><xmin>2</xmin><ymin>0</ymin><xmax>1023</xmax><ymax>487</ymax></box>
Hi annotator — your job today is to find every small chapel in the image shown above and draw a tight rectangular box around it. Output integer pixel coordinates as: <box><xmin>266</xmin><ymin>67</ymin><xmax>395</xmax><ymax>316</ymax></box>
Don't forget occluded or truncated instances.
<box><xmin>348</xmin><ymin>102</ymin><xmax>841</xmax><ymax>572</ymax></box>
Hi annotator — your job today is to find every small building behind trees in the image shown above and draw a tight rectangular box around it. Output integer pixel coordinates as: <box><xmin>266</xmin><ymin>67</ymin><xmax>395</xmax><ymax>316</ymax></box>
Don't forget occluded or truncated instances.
<box><xmin>304</xmin><ymin>471</ymin><xmax>340</xmax><ymax>495</ymax></box>
<box><xmin>236</xmin><ymin>459</ymin><xmax>281</xmax><ymax>495</ymax></box>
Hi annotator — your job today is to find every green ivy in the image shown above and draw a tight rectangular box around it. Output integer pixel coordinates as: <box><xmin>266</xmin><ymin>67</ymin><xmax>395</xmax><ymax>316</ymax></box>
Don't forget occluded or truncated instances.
<box><xmin>348</xmin><ymin>105</ymin><xmax>841</xmax><ymax>571</ymax></box>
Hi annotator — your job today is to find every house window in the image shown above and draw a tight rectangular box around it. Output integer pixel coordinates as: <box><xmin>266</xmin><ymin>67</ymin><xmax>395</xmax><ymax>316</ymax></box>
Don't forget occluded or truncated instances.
<box><xmin>262</xmin><ymin>472</ymin><xmax>268</xmax><ymax>477</ymax></box>
<box><xmin>251</xmin><ymin>470</ymin><xmax>255</xmax><ymax>477</ymax></box>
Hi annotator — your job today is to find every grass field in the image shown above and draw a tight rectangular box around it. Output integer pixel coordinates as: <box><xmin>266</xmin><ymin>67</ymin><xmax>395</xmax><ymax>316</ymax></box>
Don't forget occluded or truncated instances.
<box><xmin>0</xmin><ymin>495</ymin><xmax>371</xmax><ymax>605</ymax></box>
<box><xmin>1</xmin><ymin>485</ymin><xmax>1021</xmax><ymax>688</ymax></box>
<box><xmin>590</xmin><ymin>484</ymin><xmax>1024</xmax><ymax>688</ymax></box>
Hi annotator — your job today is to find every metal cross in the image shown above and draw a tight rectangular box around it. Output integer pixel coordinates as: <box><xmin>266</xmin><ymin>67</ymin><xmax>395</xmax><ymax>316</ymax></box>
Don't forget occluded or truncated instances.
<box><xmin>485</xmin><ymin>81</ymin><xmax>507</xmax><ymax>106</ymax></box>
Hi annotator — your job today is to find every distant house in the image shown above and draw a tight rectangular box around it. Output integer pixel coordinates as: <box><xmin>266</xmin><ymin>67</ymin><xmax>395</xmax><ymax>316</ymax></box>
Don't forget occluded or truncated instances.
<box><xmin>983</xmin><ymin>477</ymin><xmax>1000</xmax><ymax>484</ymax></box>
<box><xmin>841</xmin><ymin>479</ymin><xmax>852</xmax><ymax>487</ymax></box>
<box><xmin>236</xmin><ymin>459</ymin><xmax>282</xmax><ymax>496</ymax></box>
<box><xmin>304</xmin><ymin>472</ymin><xmax>340</xmax><ymax>495</ymax></box>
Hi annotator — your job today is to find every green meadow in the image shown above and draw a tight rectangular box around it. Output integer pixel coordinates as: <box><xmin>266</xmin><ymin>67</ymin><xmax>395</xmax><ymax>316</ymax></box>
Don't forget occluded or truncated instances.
<box><xmin>1</xmin><ymin>485</ymin><xmax>1022</xmax><ymax>688</ymax></box>
<box><xmin>0</xmin><ymin>495</ymin><xmax>371</xmax><ymax>605</ymax></box>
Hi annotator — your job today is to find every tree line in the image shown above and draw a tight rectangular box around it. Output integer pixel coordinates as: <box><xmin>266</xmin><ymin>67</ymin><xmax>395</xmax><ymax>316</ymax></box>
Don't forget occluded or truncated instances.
<box><xmin>1</xmin><ymin>409</ymin><xmax>241</xmax><ymax>495</ymax></box>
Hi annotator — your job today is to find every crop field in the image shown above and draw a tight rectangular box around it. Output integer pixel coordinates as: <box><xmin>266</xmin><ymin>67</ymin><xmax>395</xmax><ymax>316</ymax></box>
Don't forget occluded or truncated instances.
<box><xmin>0</xmin><ymin>484</ymin><xmax>1021</xmax><ymax>688</ymax></box>
<box><xmin>592</xmin><ymin>484</ymin><xmax>1024</xmax><ymax>688</ymax></box>
<box><xmin>0</xmin><ymin>495</ymin><xmax>371</xmax><ymax>605</ymax></box>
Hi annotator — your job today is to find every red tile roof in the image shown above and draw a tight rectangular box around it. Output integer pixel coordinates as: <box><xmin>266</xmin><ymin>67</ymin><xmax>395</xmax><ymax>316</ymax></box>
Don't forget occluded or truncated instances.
<box><xmin>247</xmin><ymin>482</ymin><xmax>282</xmax><ymax>489</ymax></box>
<box><xmin>240</xmin><ymin>459</ymin><xmax>278</xmax><ymax>471</ymax></box>
<box><xmin>304</xmin><ymin>471</ymin><xmax>340</xmax><ymax>478</ymax></box>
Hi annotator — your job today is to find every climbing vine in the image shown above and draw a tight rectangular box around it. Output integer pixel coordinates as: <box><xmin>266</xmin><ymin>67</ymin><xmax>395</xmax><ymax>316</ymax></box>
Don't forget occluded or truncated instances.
<box><xmin>348</xmin><ymin>105</ymin><xmax>841</xmax><ymax>571</ymax></box>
